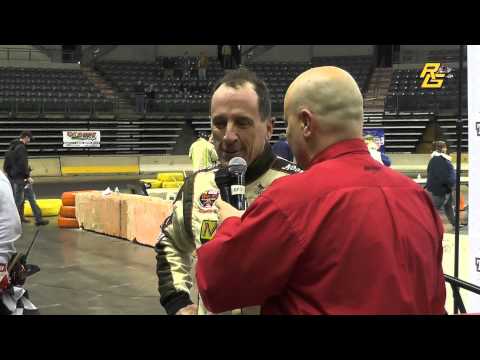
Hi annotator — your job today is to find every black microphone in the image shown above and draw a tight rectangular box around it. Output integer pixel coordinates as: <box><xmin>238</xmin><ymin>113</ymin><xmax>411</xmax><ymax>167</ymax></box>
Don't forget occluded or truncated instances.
<box><xmin>214</xmin><ymin>165</ymin><xmax>232</xmax><ymax>205</ymax></box>
<box><xmin>228</xmin><ymin>157</ymin><xmax>247</xmax><ymax>210</ymax></box>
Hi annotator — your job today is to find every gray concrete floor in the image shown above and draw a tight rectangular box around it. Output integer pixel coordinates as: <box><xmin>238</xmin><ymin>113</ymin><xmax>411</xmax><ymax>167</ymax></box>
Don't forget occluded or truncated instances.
<box><xmin>19</xmin><ymin>222</ymin><xmax>165</xmax><ymax>315</ymax></box>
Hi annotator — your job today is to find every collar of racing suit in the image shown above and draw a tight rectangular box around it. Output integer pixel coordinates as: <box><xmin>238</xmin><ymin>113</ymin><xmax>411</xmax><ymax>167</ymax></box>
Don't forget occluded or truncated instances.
<box><xmin>244</xmin><ymin>144</ymin><xmax>276</xmax><ymax>185</ymax></box>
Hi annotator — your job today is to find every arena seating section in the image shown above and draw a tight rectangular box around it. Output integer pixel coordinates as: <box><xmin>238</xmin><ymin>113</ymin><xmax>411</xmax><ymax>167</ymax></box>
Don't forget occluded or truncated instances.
<box><xmin>311</xmin><ymin>55</ymin><xmax>372</xmax><ymax>93</ymax></box>
<box><xmin>0</xmin><ymin>67</ymin><xmax>114</xmax><ymax>114</ymax></box>
<box><xmin>385</xmin><ymin>68</ymin><xmax>467</xmax><ymax>114</ymax></box>
<box><xmin>96</xmin><ymin>58</ymin><xmax>221</xmax><ymax>113</ymax></box>
<box><xmin>97</xmin><ymin>56</ymin><xmax>373</xmax><ymax>114</ymax></box>
<box><xmin>0</xmin><ymin>55</ymin><xmax>469</xmax><ymax>156</ymax></box>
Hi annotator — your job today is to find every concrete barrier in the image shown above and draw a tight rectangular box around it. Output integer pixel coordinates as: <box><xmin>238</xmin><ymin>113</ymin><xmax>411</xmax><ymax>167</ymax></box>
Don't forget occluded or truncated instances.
<box><xmin>76</xmin><ymin>191</ymin><xmax>172</xmax><ymax>247</ymax></box>
<box><xmin>139</xmin><ymin>155</ymin><xmax>192</xmax><ymax>174</ymax></box>
<box><xmin>0</xmin><ymin>157</ymin><xmax>61</xmax><ymax>177</ymax></box>
<box><xmin>389</xmin><ymin>153</ymin><xmax>469</xmax><ymax>174</ymax></box>
<box><xmin>9</xmin><ymin>153</ymin><xmax>466</xmax><ymax>178</ymax></box>
<box><xmin>30</xmin><ymin>158</ymin><xmax>62</xmax><ymax>177</ymax></box>
<box><xmin>60</xmin><ymin>156</ymin><xmax>140</xmax><ymax>175</ymax></box>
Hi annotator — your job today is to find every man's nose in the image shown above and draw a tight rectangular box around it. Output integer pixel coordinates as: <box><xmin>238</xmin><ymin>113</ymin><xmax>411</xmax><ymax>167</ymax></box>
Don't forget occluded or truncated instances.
<box><xmin>223</xmin><ymin>122</ymin><xmax>238</xmax><ymax>144</ymax></box>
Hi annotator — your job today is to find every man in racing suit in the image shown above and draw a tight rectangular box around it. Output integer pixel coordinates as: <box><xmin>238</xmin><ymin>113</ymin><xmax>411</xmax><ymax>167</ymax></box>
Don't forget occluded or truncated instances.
<box><xmin>155</xmin><ymin>68</ymin><xmax>301</xmax><ymax>315</ymax></box>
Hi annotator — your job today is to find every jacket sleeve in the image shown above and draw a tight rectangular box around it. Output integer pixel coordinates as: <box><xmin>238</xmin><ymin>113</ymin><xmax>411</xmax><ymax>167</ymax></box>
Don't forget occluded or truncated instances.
<box><xmin>196</xmin><ymin>195</ymin><xmax>304</xmax><ymax>314</ymax></box>
<box><xmin>15</xmin><ymin>145</ymin><xmax>29</xmax><ymax>179</ymax></box>
<box><xmin>155</xmin><ymin>189</ymin><xmax>196</xmax><ymax>315</ymax></box>
<box><xmin>381</xmin><ymin>153</ymin><xmax>391</xmax><ymax>167</ymax></box>
<box><xmin>209</xmin><ymin>144</ymin><xmax>218</xmax><ymax>164</ymax></box>
<box><xmin>446</xmin><ymin>161</ymin><xmax>456</xmax><ymax>188</ymax></box>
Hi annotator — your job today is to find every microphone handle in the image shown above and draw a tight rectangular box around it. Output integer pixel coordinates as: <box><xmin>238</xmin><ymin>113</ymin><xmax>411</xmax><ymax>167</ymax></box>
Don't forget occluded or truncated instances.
<box><xmin>235</xmin><ymin>174</ymin><xmax>246</xmax><ymax>211</ymax></box>
<box><xmin>219</xmin><ymin>186</ymin><xmax>231</xmax><ymax>204</ymax></box>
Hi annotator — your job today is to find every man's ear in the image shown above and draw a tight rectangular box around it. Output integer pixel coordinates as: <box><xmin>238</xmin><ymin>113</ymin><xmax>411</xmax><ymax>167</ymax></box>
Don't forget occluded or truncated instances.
<box><xmin>265</xmin><ymin>117</ymin><xmax>274</xmax><ymax>141</ymax></box>
<box><xmin>299</xmin><ymin>109</ymin><xmax>313</xmax><ymax>137</ymax></box>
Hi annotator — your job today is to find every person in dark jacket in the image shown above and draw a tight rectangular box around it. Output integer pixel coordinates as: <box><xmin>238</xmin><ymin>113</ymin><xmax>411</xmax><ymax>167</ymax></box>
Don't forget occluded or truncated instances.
<box><xmin>426</xmin><ymin>140</ymin><xmax>456</xmax><ymax>227</ymax></box>
<box><xmin>3</xmin><ymin>131</ymin><xmax>48</xmax><ymax>226</ymax></box>
<box><xmin>134</xmin><ymin>80</ymin><xmax>146</xmax><ymax>113</ymax></box>
<box><xmin>272</xmin><ymin>134</ymin><xmax>294</xmax><ymax>162</ymax></box>
<box><xmin>145</xmin><ymin>84</ymin><xmax>156</xmax><ymax>113</ymax></box>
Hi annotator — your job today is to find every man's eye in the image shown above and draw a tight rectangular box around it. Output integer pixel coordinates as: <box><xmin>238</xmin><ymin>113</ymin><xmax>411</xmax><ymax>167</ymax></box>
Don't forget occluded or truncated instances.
<box><xmin>213</xmin><ymin>120</ymin><xmax>226</xmax><ymax>129</ymax></box>
<box><xmin>237</xmin><ymin>119</ymin><xmax>251</xmax><ymax>127</ymax></box>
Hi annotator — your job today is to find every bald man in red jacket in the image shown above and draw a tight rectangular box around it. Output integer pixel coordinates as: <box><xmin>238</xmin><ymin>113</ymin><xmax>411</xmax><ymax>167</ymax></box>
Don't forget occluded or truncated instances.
<box><xmin>195</xmin><ymin>66</ymin><xmax>446</xmax><ymax>315</ymax></box>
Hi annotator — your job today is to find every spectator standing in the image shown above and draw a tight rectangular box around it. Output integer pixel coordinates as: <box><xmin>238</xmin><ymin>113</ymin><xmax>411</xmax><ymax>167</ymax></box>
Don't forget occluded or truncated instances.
<box><xmin>188</xmin><ymin>132</ymin><xmax>218</xmax><ymax>171</ymax></box>
<box><xmin>198</xmin><ymin>52</ymin><xmax>209</xmax><ymax>80</ymax></box>
<box><xmin>163</xmin><ymin>57</ymin><xmax>174</xmax><ymax>80</ymax></box>
<box><xmin>425</xmin><ymin>140</ymin><xmax>456</xmax><ymax>227</ymax></box>
<box><xmin>182</xmin><ymin>51</ymin><xmax>191</xmax><ymax>79</ymax></box>
<box><xmin>134</xmin><ymin>80</ymin><xmax>146</xmax><ymax>113</ymax></box>
<box><xmin>222</xmin><ymin>46</ymin><xmax>232</xmax><ymax>70</ymax></box>
<box><xmin>146</xmin><ymin>84</ymin><xmax>156</xmax><ymax>113</ymax></box>
<box><xmin>3</xmin><ymin>132</ymin><xmax>48</xmax><ymax>226</ymax></box>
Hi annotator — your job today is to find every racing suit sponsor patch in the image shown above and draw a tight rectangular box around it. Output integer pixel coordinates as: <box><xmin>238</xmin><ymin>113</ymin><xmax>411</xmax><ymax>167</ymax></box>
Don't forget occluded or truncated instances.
<box><xmin>200</xmin><ymin>220</ymin><xmax>218</xmax><ymax>243</ymax></box>
<box><xmin>255</xmin><ymin>184</ymin><xmax>265</xmax><ymax>196</ymax></box>
<box><xmin>199</xmin><ymin>189</ymin><xmax>219</xmax><ymax>210</ymax></box>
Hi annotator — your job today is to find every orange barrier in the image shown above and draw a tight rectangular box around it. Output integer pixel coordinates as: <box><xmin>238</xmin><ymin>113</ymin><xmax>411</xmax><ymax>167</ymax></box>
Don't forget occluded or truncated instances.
<box><xmin>61</xmin><ymin>190</ymin><xmax>94</xmax><ymax>207</ymax></box>
<box><xmin>61</xmin><ymin>192</ymin><xmax>76</xmax><ymax>207</ymax></box>
<box><xmin>459</xmin><ymin>193</ymin><xmax>466</xmax><ymax>211</ymax></box>
<box><xmin>60</xmin><ymin>206</ymin><xmax>76</xmax><ymax>219</ymax></box>
<box><xmin>58</xmin><ymin>216</ymin><xmax>80</xmax><ymax>229</ymax></box>
<box><xmin>58</xmin><ymin>191</ymin><xmax>94</xmax><ymax>230</ymax></box>
<box><xmin>459</xmin><ymin>192</ymin><xmax>468</xmax><ymax>225</ymax></box>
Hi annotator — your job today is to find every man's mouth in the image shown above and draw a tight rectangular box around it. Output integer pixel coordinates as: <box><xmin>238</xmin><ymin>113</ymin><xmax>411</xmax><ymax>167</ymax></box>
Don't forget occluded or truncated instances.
<box><xmin>221</xmin><ymin>150</ymin><xmax>244</xmax><ymax>161</ymax></box>
<box><xmin>222</xmin><ymin>149</ymin><xmax>242</xmax><ymax>155</ymax></box>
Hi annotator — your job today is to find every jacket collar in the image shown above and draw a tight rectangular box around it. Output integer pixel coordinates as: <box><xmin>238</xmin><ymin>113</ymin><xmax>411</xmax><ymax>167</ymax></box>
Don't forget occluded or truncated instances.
<box><xmin>309</xmin><ymin>139</ymin><xmax>370</xmax><ymax>168</ymax></box>
<box><xmin>245</xmin><ymin>144</ymin><xmax>276</xmax><ymax>184</ymax></box>
<box><xmin>431</xmin><ymin>151</ymin><xmax>452</xmax><ymax>162</ymax></box>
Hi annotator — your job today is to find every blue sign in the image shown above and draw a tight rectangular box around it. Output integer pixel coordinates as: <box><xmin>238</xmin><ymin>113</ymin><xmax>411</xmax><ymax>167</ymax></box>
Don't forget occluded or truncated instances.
<box><xmin>363</xmin><ymin>128</ymin><xmax>385</xmax><ymax>154</ymax></box>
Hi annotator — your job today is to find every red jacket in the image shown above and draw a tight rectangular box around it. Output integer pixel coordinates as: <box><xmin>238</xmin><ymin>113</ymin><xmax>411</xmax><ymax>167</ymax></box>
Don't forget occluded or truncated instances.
<box><xmin>196</xmin><ymin>139</ymin><xmax>446</xmax><ymax>315</ymax></box>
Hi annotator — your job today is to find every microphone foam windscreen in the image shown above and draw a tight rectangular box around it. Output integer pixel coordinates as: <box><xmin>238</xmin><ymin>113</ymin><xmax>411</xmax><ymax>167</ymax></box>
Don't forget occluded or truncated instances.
<box><xmin>228</xmin><ymin>157</ymin><xmax>247</xmax><ymax>176</ymax></box>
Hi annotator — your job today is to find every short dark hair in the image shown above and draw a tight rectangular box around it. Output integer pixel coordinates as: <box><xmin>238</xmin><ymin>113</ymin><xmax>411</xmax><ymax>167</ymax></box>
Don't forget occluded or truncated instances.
<box><xmin>211</xmin><ymin>68</ymin><xmax>271</xmax><ymax>121</ymax></box>
<box><xmin>197</xmin><ymin>131</ymin><xmax>209</xmax><ymax>140</ymax></box>
<box><xmin>20</xmin><ymin>131</ymin><xmax>33</xmax><ymax>140</ymax></box>
<box><xmin>433</xmin><ymin>140</ymin><xmax>447</xmax><ymax>151</ymax></box>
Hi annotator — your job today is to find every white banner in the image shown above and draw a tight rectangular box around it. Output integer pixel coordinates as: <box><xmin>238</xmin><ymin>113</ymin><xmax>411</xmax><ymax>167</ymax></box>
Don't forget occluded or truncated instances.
<box><xmin>467</xmin><ymin>45</ymin><xmax>480</xmax><ymax>312</ymax></box>
<box><xmin>63</xmin><ymin>131</ymin><xmax>100</xmax><ymax>148</ymax></box>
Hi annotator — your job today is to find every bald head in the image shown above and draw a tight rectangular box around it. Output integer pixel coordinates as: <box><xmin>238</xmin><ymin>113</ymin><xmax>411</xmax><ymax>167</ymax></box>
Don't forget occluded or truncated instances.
<box><xmin>283</xmin><ymin>67</ymin><xmax>365</xmax><ymax>169</ymax></box>
<box><xmin>285</xmin><ymin>66</ymin><xmax>364</xmax><ymax>134</ymax></box>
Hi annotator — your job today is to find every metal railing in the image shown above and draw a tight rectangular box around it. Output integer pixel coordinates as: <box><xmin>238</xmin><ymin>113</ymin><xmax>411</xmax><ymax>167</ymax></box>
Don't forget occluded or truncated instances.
<box><xmin>0</xmin><ymin>98</ymin><xmax>120</xmax><ymax>115</ymax></box>
<box><xmin>0</xmin><ymin>48</ymin><xmax>52</xmax><ymax>62</ymax></box>
<box><xmin>395</xmin><ymin>48</ymin><xmax>465</xmax><ymax>65</ymax></box>
<box><xmin>0</xmin><ymin>47</ymin><xmax>76</xmax><ymax>63</ymax></box>
<box><xmin>81</xmin><ymin>45</ymin><xmax>118</xmax><ymax>65</ymax></box>
<box><xmin>445</xmin><ymin>275</ymin><xmax>480</xmax><ymax>314</ymax></box>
